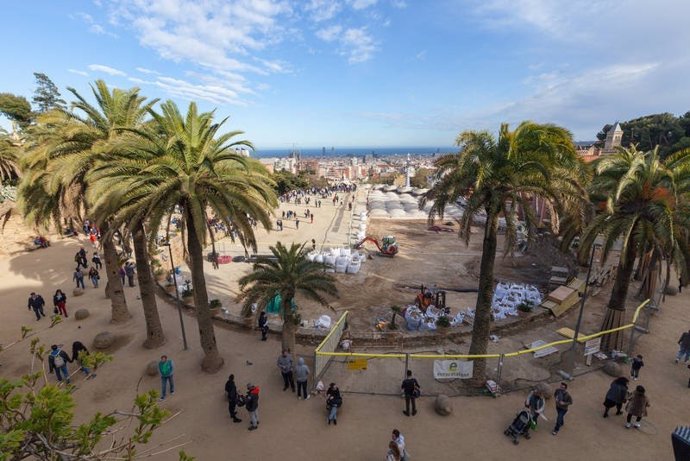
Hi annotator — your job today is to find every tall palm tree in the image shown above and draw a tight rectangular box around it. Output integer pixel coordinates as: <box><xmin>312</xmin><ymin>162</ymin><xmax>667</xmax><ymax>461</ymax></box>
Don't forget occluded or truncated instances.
<box><xmin>580</xmin><ymin>146</ymin><xmax>690</xmax><ymax>351</ymax></box>
<box><xmin>0</xmin><ymin>129</ymin><xmax>20</xmax><ymax>184</ymax></box>
<box><xmin>421</xmin><ymin>122</ymin><xmax>588</xmax><ymax>382</ymax></box>
<box><xmin>89</xmin><ymin>100</ymin><xmax>278</xmax><ymax>372</ymax></box>
<box><xmin>237</xmin><ymin>242</ymin><xmax>338</xmax><ymax>353</ymax></box>
<box><xmin>18</xmin><ymin>81</ymin><xmax>157</xmax><ymax>325</ymax></box>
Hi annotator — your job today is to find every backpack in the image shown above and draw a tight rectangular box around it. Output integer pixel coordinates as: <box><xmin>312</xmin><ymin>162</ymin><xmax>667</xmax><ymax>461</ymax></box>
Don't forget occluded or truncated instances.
<box><xmin>53</xmin><ymin>350</ymin><xmax>65</xmax><ymax>368</ymax></box>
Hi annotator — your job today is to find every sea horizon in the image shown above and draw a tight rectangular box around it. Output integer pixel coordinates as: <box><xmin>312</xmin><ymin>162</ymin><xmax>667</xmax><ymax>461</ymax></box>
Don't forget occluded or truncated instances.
<box><xmin>251</xmin><ymin>146</ymin><xmax>457</xmax><ymax>159</ymax></box>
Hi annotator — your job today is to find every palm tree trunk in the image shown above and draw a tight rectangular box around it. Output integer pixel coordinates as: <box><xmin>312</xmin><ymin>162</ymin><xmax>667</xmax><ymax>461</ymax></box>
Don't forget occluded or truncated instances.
<box><xmin>133</xmin><ymin>220</ymin><xmax>165</xmax><ymax>348</ymax></box>
<box><xmin>283</xmin><ymin>310</ymin><xmax>297</xmax><ymax>354</ymax></box>
<box><xmin>468</xmin><ymin>211</ymin><xmax>499</xmax><ymax>384</ymax></box>
<box><xmin>186</xmin><ymin>209</ymin><xmax>224</xmax><ymax>373</ymax></box>
<box><xmin>101</xmin><ymin>221</ymin><xmax>130</xmax><ymax>323</ymax></box>
<box><xmin>601</xmin><ymin>244</ymin><xmax>637</xmax><ymax>351</ymax></box>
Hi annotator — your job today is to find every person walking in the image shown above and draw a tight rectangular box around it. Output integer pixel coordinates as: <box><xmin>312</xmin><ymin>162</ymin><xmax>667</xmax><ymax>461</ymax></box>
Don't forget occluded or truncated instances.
<box><xmin>603</xmin><ymin>376</ymin><xmax>629</xmax><ymax>417</ymax></box>
<box><xmin>53</xmin><ymin>289</ymin><xmax>68</xmax><ymax>317</ymax></box>
<box><xmin>326</xmin><ymin>383</ymin><xmax>342</xmax><ymax>425</ymax></box>
<box><xmin>676</xmin><ymin>329</ymin><xmax>690</xmax><ymax>363</ymax></box>
<box><xmin>245</xmin><ymin>383</ymin><xmax>260</xmax><ymax>431</ymax></box>
<box><xmin>525</xmin><ymin>388</ymin><xmax>546</xmax><ymax>426</ymax></box>
<box><xmin>386</xmin><ymin>441</ymin><xmax>401</xmax><ymax>461</ymax></box>
<box><xmin>119</xmin><ymin>265</ymin><xmax>126</xmax><ymax>285</ymax></box>
<box><xmin>625</xmin><ymin>385</ymin><xmax>650</xmax><ymax>429</ymax></box>
<box><xmin>88</xmin><ymin>267</ymin><xmax>100</xmax><ymax>288</ymax></box>
<box><xmin>401</xmin><ymin>370</ymin><xmax>420</xmax><ymax>416</ymax></box>
<box><xmin>27</xmin><ymin>292</ymin><xmax>46</xmax><ymax>320</ymax></box>
<box><xmin>73</xmin><ymin>267</ymin><xmax>85</xmax><ymax>289</ymax></box>
<box><xmin>552</xmin><ymin>382</ymin><xmax>573</xmax><ymax>435</ymax></box>
<box><xmin>124</xmin><ymin>262</ymin><xmax>136</xmax><ymax>287</ymax></box>
<box><xmin>71</xmin><ymin>341</ymin><xmax>94</xmax><ymax>378</ymax></box>
<box><xmin>277</xmin><ymin>349</ymin><xmax>295</xmax><ymax>392</ymax></box>
<box><xmin>392</xmin><ymin>429</ymin><xmax>409</xmax><ymax>461</ymax></box>
<box><xmin>295</xmin><ymin>357</ymin><xmax>310</xmax><ymax>400</ymax></box>
<box><xmin>158</xmin><ymin>355</ymin><xmax>175</xmax><ymax>400</ymax></box>
<box><xmin>631</xmin><ymin>354</ymin><xmax>644</xmax><ymax>380</ymax></box>
<box><xmin>48</xmin><ymin>344</ymin><xmax>72</xmax><ymax>384</ymax></box>
<box><xmin>91</xmin><ymin>252</ymin><xmax>102</xmax><ymax>270</ymax></box>
<box><xmin>295</xmin><ymin>218</ymin><xmax>300</xmax><ymax>230</ymax></box>
<box><xmin>224</xmin><ymin>374</ymin><xmax>242</xmax><ymax>423</ymax></box>
<box><xmin>258</xmin><ymin>311</ymin><xmax>269</xmax><ymax>341</ymax></box>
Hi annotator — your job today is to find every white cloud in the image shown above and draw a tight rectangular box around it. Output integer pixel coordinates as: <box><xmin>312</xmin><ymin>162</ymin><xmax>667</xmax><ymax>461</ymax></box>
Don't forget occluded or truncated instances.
<box><xmin>305</xmin><ymin>0</ymin><xmax>342</xmax><ymax>21</ymax></box>
<box><xmin>136</xmin><ymin>67</ymin><xmax>160</xmax><ymax>75</ymax></box>
<box><xmin>415</xmin><ymin>50</ymin><xmax>426</xmax><ymax>61</ymax></box>
<box><xmin>348</xmin><ymin>0</ymin><xmax>378</xmax><ymax>9</ymax></box>
<box><xmin>88</xmin><ymin>64</ymin><xmax>127</xmax><ymax>76</ymax></box>
<box><xmin>74</xmin><ymin>11</ymin><xmax>117</xmax><ymax>37</ymax></box>
<box><xmin>341</xmin><ymin>28</ymin><xmax>377</xmax><ymax>63</ymax></box>
<box><xmin>390</xmin><ymin>0</ymin><xmax>406</xmax><ymax>8</ymax></box>
<box><xmin>316</xmin><ymin>25</ymin><xmax>342</xmax><ymax>42</ymax></box>
<box><xmin>68</xmin><ymin>69</ymin><xmax>90</xmax><ymax>77</ymax></box>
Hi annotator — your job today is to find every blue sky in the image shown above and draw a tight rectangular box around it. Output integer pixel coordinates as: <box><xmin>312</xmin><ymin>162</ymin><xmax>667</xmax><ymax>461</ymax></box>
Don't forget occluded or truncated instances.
<box><xmin>1</xmin><ymin>0</ymin><xmax>689</xmax><ymax>148</ymax></box>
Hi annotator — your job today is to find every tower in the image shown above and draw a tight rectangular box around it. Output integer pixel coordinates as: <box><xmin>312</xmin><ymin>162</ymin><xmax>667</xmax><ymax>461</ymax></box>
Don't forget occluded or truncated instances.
<box><xmin>604</xmin><ymin>122</ymin><xmax>623</xmax><ymax>152</ymax></box>
<box><xmin>405</xmin><ymin>154</ymin><xmax>411</xmax><ymax>188</ymax></box>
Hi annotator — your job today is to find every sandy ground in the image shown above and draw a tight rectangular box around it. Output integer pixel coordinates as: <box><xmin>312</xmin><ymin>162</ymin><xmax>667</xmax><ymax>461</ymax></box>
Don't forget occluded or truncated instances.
<box><xmin>1</xmin><ymin>205</ymin><xmax>690</xmax><ymax>460</ymax></box>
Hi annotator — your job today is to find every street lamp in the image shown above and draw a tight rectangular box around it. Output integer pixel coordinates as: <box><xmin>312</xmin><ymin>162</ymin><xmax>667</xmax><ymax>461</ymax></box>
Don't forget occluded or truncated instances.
<box><xmin>570</xmin><ymin>237</ymin><xmax>603</xmax><ymax>351</ymax></box>
<box><xmin>161</xmin><ymin>241</ymin><xmax>189</xmax><ymax>350</ymax></box>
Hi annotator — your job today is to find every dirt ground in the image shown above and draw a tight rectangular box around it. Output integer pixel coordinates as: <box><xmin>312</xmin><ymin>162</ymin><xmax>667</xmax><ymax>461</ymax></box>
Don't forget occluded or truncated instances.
<box><xmin>1</xmin><ymin>197</ymin><xmax>689</xmax><ymax>460</ymax></box>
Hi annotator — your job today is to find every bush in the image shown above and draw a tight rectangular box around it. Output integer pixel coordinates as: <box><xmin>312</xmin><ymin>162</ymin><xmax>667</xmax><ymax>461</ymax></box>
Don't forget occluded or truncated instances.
<box><xmin>209</xmin><ymin>299</ymin><xmax>222</xmax><ymax>309</ymax></box>
<box><xmin>181</xmin><ymin>287</ymin><xmax>193</xmax><ymax>298</ymax></box>
<box><xmin>436</xmin><ymin>315</ymin><xmax>451</xmax><ymax>328</ymax></box>
<box><xmin>517</xmin><ymin>301</ymin><xmax>534</xmax><ymax>313</ymax></box>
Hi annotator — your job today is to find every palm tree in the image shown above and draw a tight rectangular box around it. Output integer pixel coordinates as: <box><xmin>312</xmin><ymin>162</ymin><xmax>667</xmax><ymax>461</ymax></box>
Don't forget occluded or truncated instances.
<box><xmin>18</xmin><ymin>81</ymin><xmax>157</xmax><ymax>325</ymax></box>
<box><xmin>0</xmin><ymin>129</ymin><xmax>20</xmax><ymax>184</ymax></box>
<box><xmin>580</xmin><ymin>146</ymin><xmax>690</xmax><ymax>351</ymax></box>
<box><xmin>89</xmin><ymin>100</ymin><xmax>278</xmax><ymax>372</ymax></box>
<box><xmin>421</xmin><ymin>122</ymin><xmax>588</xmax><ymax>382</ymax></box>
<box><xmin>238</xmin><ymin>242</ymin><xmax>338</xmax><ymax>353</ymax></box>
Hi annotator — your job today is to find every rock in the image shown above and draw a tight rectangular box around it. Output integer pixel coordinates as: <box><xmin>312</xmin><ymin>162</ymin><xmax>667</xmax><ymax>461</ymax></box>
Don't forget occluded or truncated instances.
<box><xmin>665</xmin><ymin>286</ymin><xmax>678</xmax><ymax>296</ymax></box>
<box><xmin>145</xmin><ymin>360</ymin><xmax>159</xmax><ymax>377</ymax></box>
<box><xmin>74</xmin><ymin>309</ymin><xmax>90</xmax><ymax>320</ymax></box>
<box><xmin>434</xmin><ymin>394</ymin><xmax>453</xmax><ymax>416</ymax></box>
<box><xmin>535</xmin><ymin>382</ymin><xmax>554</xmax><ymax>400</ymax></box>
<box><xmin>603</xmin><ymin>361</ymin><xmax>623</xmax><ymax>377</ymax></box>
<box><xmin>73</xmin><ymin>287</ymin><xmax>85</xmax><ymax>297</ymax></box>
<box><xmin>93</xmin><ymin>331</ymin><xmax>115</xmax><ymax>350</ymax></box>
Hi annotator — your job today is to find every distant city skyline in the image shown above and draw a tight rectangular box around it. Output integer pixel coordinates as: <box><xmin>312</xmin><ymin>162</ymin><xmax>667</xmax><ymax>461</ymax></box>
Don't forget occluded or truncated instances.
<box><xmin>1</xmin><ymin>1</ymin><xmax>689</xmax><ymax>146</ymax></box>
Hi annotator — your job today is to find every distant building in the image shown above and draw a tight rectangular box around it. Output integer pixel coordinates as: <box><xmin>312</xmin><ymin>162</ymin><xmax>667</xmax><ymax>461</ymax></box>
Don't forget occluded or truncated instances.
<box><xmin>603</xmin><ymin>122</ymin><xmax>623</xmax><ymax>153</ymax></box>
<box><xmin>577</xmin><ymin>121</ymin><xmax>624</xmax><ymax>163</ymax></box>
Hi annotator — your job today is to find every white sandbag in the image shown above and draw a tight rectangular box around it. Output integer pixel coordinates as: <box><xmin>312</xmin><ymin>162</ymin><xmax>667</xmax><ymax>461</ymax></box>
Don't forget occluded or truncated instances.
<box><xmin>316</xmin><ymin>315</ymin><xmax>332</xmax><ymax>329</ymax></box>
<box><xmin>307</xmin><ymin>252</ymin><xmax>316</xmax><ymax>262</ymax></box>
<box><xmin>315</xmin><ymin>254</ymin><xmax>324</xmax><ymax>263</ymax></box>
<box><xmin>347</xmin><ymin>262</ymin><xmax>361</xmax><ymax>273</ymax></box>
<box><xmin>324</xmin><ymin>255</ymin><xmax>336</xmax><ymax>267</ymax></box>
<box><xmin>340</xmin><ymin>248</ymin><xmax>351</xmax><ymax>257</ymax></box>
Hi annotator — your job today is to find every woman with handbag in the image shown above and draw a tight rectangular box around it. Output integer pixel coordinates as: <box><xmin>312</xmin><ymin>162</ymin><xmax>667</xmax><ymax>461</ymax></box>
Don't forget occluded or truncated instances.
<box><xmin>326</xmin><ymin>383</ymin><xmax>342</xmax><ymax>425</ymax></box>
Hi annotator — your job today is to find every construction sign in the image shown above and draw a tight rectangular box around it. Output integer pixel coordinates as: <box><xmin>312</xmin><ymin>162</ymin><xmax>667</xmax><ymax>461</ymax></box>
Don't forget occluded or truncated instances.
<box><xmin>433</xmin><ymin>360</ymin><xmax>473</xmax><ymax>379</ymax></box>
<box><xmin>347</xmin><ymin>358</ymin><xmax>368</xmax><ymax>370</ymax></box>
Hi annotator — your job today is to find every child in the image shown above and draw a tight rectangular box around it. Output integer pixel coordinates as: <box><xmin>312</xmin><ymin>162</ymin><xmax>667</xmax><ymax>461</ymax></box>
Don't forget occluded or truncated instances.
<box><xmin>631</xmin><ymin>354</ymin><xmax>644</xmax><ymax>381</ymax></box>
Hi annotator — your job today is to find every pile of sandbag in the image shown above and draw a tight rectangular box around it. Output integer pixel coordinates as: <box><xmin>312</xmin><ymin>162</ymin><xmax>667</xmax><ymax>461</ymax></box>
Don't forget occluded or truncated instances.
<box><xmin>491</xmin><ymin>282</ymin><xmax>542</xmax><ymax>319</ymax></box>
<box><xmin>403</xmin><ymin>305</ymin><xmax>467</xmax><ymax>331</ymax></box>
<box><xmin>307</xmin><ymin>247</ymin><xmax>365</xmax><ymax>274</ymax></box>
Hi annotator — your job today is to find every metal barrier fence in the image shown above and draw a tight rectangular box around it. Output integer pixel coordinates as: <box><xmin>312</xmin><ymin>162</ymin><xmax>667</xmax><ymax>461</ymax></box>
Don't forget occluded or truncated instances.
<box><xmin>314</xmin><ymin>301</ymin><xmax>650</xmax><ymax>394</ymax></box>
<box><xmin>313</xmin><ymin>311</ymin><xmax>350</xmax><ymax>386</ymax></box>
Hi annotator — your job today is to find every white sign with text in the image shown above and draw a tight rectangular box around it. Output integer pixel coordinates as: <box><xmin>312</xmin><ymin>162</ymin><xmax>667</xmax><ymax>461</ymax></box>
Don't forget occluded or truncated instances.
<box><xmin>433</xmin><ymin>360</ymin><xmax>473</xmax><ymax>379</ymax></box>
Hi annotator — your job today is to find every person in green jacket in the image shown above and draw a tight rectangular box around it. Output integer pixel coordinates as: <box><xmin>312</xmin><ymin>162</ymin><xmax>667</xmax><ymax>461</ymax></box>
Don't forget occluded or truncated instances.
<box><xmin>159</xmin><ymin>355</ymin><xmax>175</xmax><ymax>400</ymax></box>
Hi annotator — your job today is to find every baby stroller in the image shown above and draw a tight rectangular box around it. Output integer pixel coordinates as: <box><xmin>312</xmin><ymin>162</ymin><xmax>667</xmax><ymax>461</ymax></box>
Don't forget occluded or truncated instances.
<box><xmin>504</xmin><ymin>409</ymin><xmax>533</xmax><ymax>445</ymax></box>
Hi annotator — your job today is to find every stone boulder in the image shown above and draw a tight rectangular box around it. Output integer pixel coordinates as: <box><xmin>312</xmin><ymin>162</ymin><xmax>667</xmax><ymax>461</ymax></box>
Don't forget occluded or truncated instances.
<box><xmin>93</xmin><ymin>331</ymin><xmax>115</xmax><ymax>350</ymax></box>
<box><xmin>434</xmin><ymin>394</ymin><xmax>453</xmax><ymax>416</ymax></box>
<box><xmin>73</xmin><ymin>287</ymin><xmax>85</xmax><ymax>297</ymax></box>
<box><xmin>145</xmin><ymin>360</ymin><xmax>159</xmax><ymax>377</ymax></box>
<box><xmin>603</xmin><ymin>361</ymin><xmax>624</xmax><ymax>377</ymax></box>
<box><xmin>535</xmin><ymin>382</ymin><xmax>554</xmax><ymax>400</ymax></box>
<box><xmin>74</xmin><ymin>309</ymin><xmax>90</xmax><ymax>320</ymax></box>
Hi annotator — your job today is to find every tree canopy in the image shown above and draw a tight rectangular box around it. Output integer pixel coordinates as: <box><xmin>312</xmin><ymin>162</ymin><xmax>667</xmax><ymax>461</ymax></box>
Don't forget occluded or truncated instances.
<box><xmin>31</xmin><ymin>73</ymin><xmax>66</xmax><ymax>113</ymax></box>
<box><xmin>596</xmin><ymin>112</ymin><xmax>690</xmax><ymax>158</ymax></box>
<box><xmin>0</xmin><ymin>93</ymin><xmax>33</xmax><ymax>128</ymax></box>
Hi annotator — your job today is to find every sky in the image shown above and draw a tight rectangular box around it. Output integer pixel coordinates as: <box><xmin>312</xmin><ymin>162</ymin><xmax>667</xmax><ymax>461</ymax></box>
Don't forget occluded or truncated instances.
<box><xmin>1</xmin><ymin>0</ymin><xmax>689</xmax><ymax>149</ymax></box>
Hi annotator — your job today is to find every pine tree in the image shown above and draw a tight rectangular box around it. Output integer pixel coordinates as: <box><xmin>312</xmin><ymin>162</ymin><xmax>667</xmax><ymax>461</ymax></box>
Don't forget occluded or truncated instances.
<box><xmin>32</xmin><ymin>72</ymin><xmax>66</xmax><ymax>113</ymax></box>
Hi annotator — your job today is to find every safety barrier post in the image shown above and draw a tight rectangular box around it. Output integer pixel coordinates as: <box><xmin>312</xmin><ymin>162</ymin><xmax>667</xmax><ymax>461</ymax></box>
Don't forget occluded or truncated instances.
<box><xmin>496</xmin><ymin>354</ymin><xmax>505</xmax><ymax>385</ymax></box>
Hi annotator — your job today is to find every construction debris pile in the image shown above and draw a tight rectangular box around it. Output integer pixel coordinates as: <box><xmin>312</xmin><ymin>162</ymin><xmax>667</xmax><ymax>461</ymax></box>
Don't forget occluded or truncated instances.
<box><xmin>403</xmin><ymin>305</ymin><xmax>466</xmax><ymax>331</ymax></box>
<box><xmin>488</xmin><ymin>282</ymin><xmax>543</xmax><ymax>319</ymax></box>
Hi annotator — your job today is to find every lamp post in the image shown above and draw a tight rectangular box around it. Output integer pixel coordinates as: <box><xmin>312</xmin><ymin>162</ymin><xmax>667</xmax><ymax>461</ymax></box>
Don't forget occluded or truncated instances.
<box><xmin>570</xmin><ymin>240</ymin><xmax>602</xmax><ymax>351</ymax></box>
<box><xmin>162</xmin><ymin>242</ymin><xmax>188</xmax><ymax>350</ymax></box>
